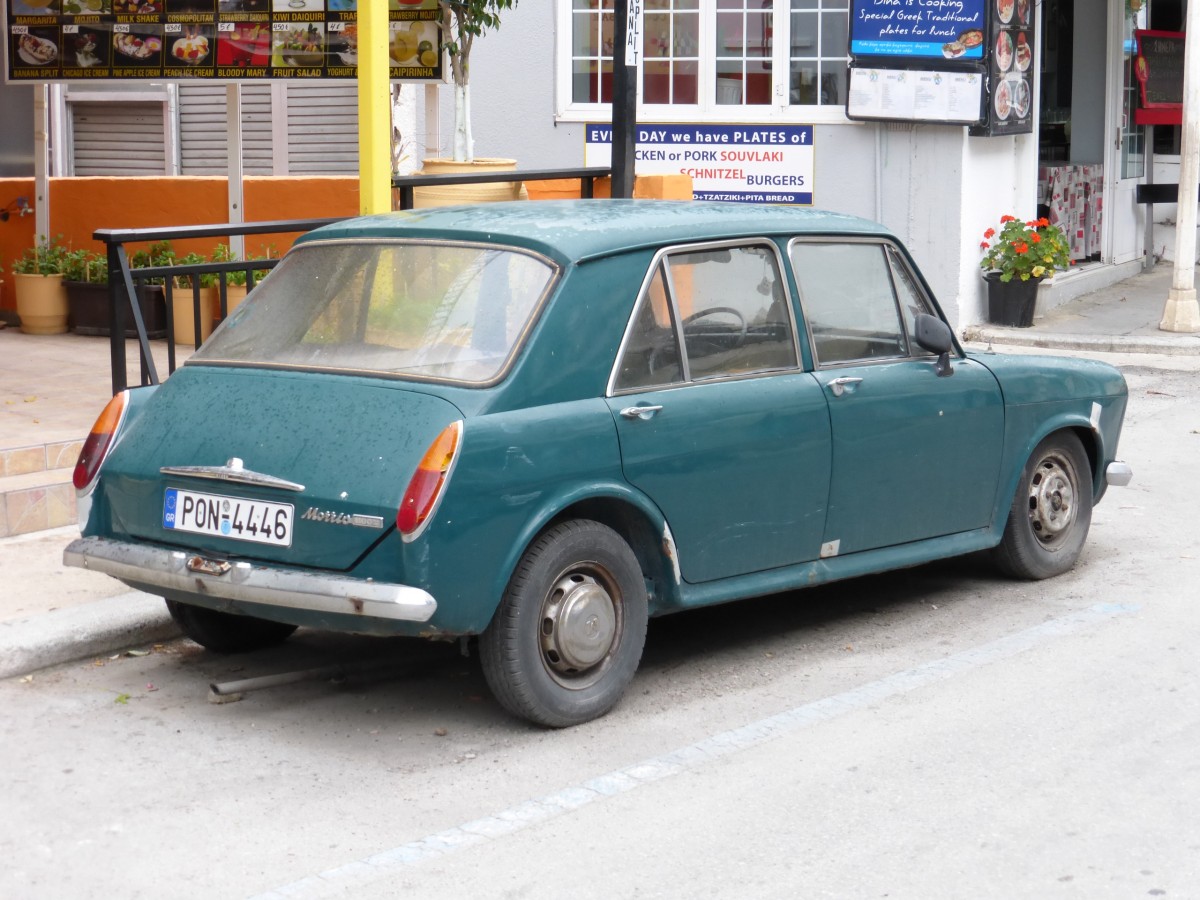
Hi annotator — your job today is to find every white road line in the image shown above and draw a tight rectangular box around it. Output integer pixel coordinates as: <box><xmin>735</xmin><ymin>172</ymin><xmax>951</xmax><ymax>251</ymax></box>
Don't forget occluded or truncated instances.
<box><xmin>250</xmin><ymin>602</ymin><xmax>1137</xmax><ymax>900</ymax></box>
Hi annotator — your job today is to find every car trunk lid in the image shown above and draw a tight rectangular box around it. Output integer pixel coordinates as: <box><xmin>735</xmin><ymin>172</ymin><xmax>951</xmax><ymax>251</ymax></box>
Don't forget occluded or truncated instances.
<box><xmin>99</xmin><ymin>365</ymin><xmax>462</xmax><ymax>570</ymax></box>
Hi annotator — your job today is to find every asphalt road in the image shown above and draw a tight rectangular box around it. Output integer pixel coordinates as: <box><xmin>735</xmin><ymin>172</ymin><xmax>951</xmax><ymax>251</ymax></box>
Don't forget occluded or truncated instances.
<box><xmin>2</xmin><ymin>358</ymin><xmax>1197</xmax><ymax>900</ymax></box>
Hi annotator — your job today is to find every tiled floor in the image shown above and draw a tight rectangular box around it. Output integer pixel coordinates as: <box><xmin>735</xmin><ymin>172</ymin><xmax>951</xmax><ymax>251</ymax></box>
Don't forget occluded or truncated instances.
<box><xmin>0</xmin><ymin>328</ymin><xmax>191</xmax><ymax>536</ymax></box>
<box><xmin>1</xmin><ymin>328</ymin><xmax>190</xmax><ymax>449</ymax></box>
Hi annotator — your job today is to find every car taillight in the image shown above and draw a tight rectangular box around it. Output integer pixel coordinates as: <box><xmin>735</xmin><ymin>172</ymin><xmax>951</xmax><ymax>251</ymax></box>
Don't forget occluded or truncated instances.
<box><xmin>397</xmin><ymin>421</ymin><xmax>462</xmax><ymax>541</ymax></box>
<box><xmin>73</xmin><ymin>391</ymin><xmax>129</xmax><ymax>492</ymax></box>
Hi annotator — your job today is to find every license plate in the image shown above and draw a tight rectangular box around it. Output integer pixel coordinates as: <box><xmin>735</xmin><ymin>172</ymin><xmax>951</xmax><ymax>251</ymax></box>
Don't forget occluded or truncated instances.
<box><xmin>163</xmin><ymin>487</ymin><xmax>293</xmax><ymax>547</ymax></box>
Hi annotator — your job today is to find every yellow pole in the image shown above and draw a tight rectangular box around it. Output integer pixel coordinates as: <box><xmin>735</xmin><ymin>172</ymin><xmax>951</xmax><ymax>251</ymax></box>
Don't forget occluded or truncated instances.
<box><xmin>357</xmin><ymin>0</ymin><xmax>392</xmax><ymax>216</ymax></box>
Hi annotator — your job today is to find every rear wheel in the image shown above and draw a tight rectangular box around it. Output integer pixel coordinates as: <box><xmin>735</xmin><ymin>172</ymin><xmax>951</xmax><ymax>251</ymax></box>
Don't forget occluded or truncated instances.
<box><xmin>480</xmin><ymin>519</ymin><xmax>648</xmax><ymax>727</ymax></box>
<box><xmin>993</xmin><ymin>432</ymin><xmax>1093</xmax><ymax>580</ymax></box>
<box><xmin>165</xmin><ymin>599</ymin><xmax>297</xmax><ymax>653</ymax></box>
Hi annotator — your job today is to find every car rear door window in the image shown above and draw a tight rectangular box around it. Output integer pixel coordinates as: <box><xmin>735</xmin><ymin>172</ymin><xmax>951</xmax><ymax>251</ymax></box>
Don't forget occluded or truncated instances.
<box><xmin>789</xmin><ymin>241</ymin><xmax>908</xmax><ymax>366</ymax></box>
<box><xmin>613</xmin><ymin>243</ymin><xmax>798</xmax><ymax>391</ymax></box>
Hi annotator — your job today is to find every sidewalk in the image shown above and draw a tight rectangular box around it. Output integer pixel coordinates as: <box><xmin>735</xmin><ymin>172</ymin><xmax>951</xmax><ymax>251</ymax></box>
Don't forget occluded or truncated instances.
<box><xmin>2</xmin><ymin>262</ymin><xmax>1198</xmax><ymax>680</ymax></box>
<box><xmin>964</xmin><ymin>262</ymin><xmax>1200</xmax><ymax>355</ymax></box>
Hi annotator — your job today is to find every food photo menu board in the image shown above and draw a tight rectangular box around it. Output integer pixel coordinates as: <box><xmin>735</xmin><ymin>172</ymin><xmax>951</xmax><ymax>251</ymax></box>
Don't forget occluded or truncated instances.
<box><xmin>969</xmin><ymin>0</ymin><xmax>1034</xmax><ymax>135</ymax></box>
<box><xmin>4</xmin><ymin>0</ymin><xmax>445</xmax><ymax>83</ymax></box>
<box><xmin>847</xmin><ymin>0</ymin><xmax>988</xmax><ymax>124</ymax></box>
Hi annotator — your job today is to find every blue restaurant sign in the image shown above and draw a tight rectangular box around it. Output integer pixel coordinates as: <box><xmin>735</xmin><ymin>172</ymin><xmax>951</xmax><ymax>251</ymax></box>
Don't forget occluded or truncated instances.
<box><xmin>850</xmin><ymin>0</ymin><xmax>988</xmax><ymax>61</ymax></box>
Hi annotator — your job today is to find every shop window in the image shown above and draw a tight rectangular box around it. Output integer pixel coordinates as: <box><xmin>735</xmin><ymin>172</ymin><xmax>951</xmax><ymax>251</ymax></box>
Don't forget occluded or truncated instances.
<box><xmin>715</xmin><ymin>0</ymin><xmax>772</xmax><ymax>106</ymax></box>
<box><xmin>789</xmin><ymin>0</ymin><xmax>848</xmax><ymax>106</ymax></box>
<box><xmin>565</xmin><ymin>0</ymin><xmax>848</xmax><ymax>115</ymax></box>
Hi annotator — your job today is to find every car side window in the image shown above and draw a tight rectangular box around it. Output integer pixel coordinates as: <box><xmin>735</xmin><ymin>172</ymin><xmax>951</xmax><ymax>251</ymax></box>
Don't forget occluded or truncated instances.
<box><xmin>789</xmin><ymin>241</ymin><xmax>907</xmax><ymax>366</ymax></box>
<box><xmin>887</xmin><ymin>245</ymin><xmax>935</xmax><ymax>355</ymax></box>
<box><xmin>666</xmin><ymin>245</ymin><xmax>798</xmax><ymax>381</ymax></box>
<box><xmin>613</xmin><ymin>264</ymin><xmax>683</xmax><ymax>390</ymax></box>
<box><xmin>614</xmin><ymin>244</ymin><xmax>798</xmax><ymax>391</ymax></box>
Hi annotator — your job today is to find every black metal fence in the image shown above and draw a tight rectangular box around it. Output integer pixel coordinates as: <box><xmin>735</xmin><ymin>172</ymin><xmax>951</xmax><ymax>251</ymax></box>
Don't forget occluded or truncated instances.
<box><xmin>94</xmin><ymin>168</ymin><xmax>613</xmax><ymax>395</ymax></box>
<box><xmin>94</xmin><ymin>218</ymin><xmax>344</xmax><ymax>395</ymax></box>
<box><xmin>390</xmin><ymin>166</ymin><xmax>612</xmax><ymax>210</ymax></box>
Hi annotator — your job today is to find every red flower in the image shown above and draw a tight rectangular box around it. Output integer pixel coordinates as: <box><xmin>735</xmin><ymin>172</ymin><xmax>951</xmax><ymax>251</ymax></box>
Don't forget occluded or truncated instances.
<box><xmin>1000</xmin><ymin>215</ymin><xmax>1017</xmax><ymax>223</ymax></box>
<box><xmin>980</xmin><ymin>241</ymin><xmax>990</xmax><ymax>249</ymax></box>
<box><xmin>984</xmin><ymin>228</ymin><xmax>996</xmax><ymax>239</ymax></box>
<box><xmin>1013</xmin><ymin>242</ymin><xmax>1029</xmax><ymax>254</ymax></box>
<box><xmin>1031</xmin><ymin>233</ymin><xmax>1041</xmax><ymax>243</ymax></box>
<box><xmin>1037</xmin><ymin>217</ymin><xmax>1050</xmax><ymax>227</ymax></box>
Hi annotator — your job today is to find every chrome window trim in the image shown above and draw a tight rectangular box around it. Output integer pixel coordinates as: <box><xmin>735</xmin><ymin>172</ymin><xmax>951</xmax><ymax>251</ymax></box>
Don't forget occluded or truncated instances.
<box><xmin>786</xmin><ymin>235</ymin><xmax>948</xmax><ymax>371</ymax></box>
<box><xmin>606</xmin><ymin>237</ymin><xmax>804</xmax><ymax>398</ymax></box>
<box><xmin>188</xmin><ymin>237</ymin><xmax>563</xmax><ymax>390</ymax></box>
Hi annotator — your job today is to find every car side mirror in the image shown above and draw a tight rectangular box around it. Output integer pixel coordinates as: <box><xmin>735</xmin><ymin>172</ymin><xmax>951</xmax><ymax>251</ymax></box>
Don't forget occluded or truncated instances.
<box><xmin>913</xmin><ymin>313</ymin><xmax>955</xmax><ymax>377</ymax></box>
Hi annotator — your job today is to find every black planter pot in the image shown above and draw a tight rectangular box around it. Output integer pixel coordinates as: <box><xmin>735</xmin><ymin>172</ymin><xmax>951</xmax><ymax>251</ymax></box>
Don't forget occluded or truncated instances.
<box><xmin>985</xmin><ymin>272</ymin><xmax>1042</xmax><ymax>328</ymax></box>
<box><xmin>66</xmin><ymin>281</ymin><xmax>167</xmax><ymax>339</ymax></box>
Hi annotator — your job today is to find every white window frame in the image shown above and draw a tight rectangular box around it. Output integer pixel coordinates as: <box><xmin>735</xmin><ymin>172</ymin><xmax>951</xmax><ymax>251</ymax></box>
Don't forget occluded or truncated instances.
<box><xmin>554</xmin><ymin>0</ymin><xmax>853</xmax><ymax>125</ymax></box>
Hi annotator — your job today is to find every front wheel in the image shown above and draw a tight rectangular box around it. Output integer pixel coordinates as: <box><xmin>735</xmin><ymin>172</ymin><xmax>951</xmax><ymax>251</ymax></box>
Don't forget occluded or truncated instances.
<box><xmin>480</xmin><ymin>519</ymin><xmax>649</xmax><ymax>727</ymax></box>
<box><xmin>165</xmin><ymin>599</ymin><xmax>298</xmax><ymax>653</ymax></box>
<box><xmin>992</xmin><ymin>431</ymin><xmax>1093</xmax><ymax>580</ymax></box>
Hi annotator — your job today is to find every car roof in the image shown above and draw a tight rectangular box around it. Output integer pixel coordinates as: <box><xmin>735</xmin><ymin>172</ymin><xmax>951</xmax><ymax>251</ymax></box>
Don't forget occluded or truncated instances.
<box><xmin>296</xmin><ymin>199</ymin><xmax>895</xmax><ymax>264</ymax></box>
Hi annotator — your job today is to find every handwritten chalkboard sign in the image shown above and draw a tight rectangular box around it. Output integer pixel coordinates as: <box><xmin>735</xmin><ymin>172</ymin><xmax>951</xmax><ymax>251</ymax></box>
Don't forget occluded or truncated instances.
<box><xmin>1134</xmin><ymin>30</ymin><xmax>1185</xmax><ymax>108</ymax></box>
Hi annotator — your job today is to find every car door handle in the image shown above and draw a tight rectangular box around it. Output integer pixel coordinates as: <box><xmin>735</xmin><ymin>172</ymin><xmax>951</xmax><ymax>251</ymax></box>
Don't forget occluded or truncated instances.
<box><xmin>828</xmin><ymin>376</ymin><xmax>863</xmax><ymax>398</ymax></box>
<box><xmin>620</xmin><ymin>404</ymin><xmax>663</xmax><ymax>420</ymax></box>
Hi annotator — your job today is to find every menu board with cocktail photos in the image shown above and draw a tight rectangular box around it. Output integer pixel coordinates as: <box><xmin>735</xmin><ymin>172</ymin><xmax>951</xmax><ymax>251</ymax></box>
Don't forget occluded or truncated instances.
<box><xmin>3</xmin><ymin>0</ymin><xmax>445</xmax><ymax>82</ymax></box>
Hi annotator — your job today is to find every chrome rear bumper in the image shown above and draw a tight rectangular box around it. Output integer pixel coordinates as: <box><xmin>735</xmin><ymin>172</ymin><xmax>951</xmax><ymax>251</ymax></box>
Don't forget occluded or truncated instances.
<box><xmin>1106</xmin><ymin>460</ymin><xmax>1133</xmax><ymax>487</ymax></box>
<box><xmin>63</xmin><ymin>536</ymin><xmax>437</xmax><ymax>623</ymax></box>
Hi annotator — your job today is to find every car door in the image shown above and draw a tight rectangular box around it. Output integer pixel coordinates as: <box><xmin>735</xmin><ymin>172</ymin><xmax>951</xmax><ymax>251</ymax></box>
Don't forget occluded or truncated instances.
<box><xmin>605</xmin><ymin>241</ymin><xmax>832</xmax><ymax>584</ymax></box>
<box><xmin>789</xmin><ymin>238</ymin><xmax>1005</xmax><ymax>557</ymax></box>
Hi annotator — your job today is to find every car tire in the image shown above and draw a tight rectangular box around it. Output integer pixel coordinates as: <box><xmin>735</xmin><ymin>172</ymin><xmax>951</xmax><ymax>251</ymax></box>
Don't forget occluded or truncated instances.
<box><xmin>480</xmin><ymin>519</ymin><xmax>649</xmax><ymax>728</ymax></box>
<box><xmin>164</xmin><ymin>599</ymin><xmax>298</xmax><ymax>653</ymax></box>
<box><xmin>993</xmin><ymin>431</ymin><xmax>1093</xmax><ymax>580</ymax></box>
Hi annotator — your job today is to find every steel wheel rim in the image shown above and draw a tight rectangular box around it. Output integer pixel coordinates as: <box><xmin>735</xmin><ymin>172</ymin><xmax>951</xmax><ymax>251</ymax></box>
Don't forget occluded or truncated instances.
<box><xmin>538</xmin><ymin>564</ymin><xmax>622</xmax><ymax>691</ymax></box>
<box><xmin>1027</xmin><ymin>452</ymin><xmax>1078</xmax><ymax>548</ymax></box>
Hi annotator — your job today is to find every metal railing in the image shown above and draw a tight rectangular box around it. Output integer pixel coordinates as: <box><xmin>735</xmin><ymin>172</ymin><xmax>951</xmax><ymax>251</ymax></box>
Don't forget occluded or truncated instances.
<box><xmin>391</xmin><ymin>166</ymin><xmax>612</xmax><ymax>210</ymax></box>
<box><xmin>94</xmin><ymin>218</ymin><xmax>345</xmax><ymax>395</ymax></box>
<box><xmin>94</xmin><ymin>168</ymin><xmax>614</xmax><ymax>394</ymax></box>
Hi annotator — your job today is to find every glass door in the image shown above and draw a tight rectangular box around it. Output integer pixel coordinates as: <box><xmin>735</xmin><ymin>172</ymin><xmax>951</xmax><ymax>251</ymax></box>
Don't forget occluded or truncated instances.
<box><xmin>1104</xmin><ymin>0</ymin><xmax>1149</xmax><ymax>264</ymax></box>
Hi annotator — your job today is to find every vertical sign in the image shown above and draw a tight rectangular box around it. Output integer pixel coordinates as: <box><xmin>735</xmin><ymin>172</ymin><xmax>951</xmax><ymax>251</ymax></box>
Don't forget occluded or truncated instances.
<box><xmin>970</xmin><ymin>0</ymin><xmax>1035</xmax><ymax>135</ymax></box>
<box><xmin>624</xmin><ymin>0</ymin><xmax>641</xmax><ymax>67</ymax></box>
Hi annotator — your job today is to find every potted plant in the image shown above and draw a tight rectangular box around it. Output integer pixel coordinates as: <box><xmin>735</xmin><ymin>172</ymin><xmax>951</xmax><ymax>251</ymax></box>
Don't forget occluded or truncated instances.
<box><xmin>11</xmin><ymin>234</ymin><xmax>69</xmax><ymax>334</ymax></box>
<box><xmin>415</xmin><ymin>0</ymin><xmax>522</xmax><ymax>206</ymax></box>
<box><xmin>979</xmin><ymin>216</ymin><xmax>1072</xmax><ymax>327</ymax></box>
<box><xmin>65</xmin><ymin>249</ymin><xmax>168</xmax><ymax>339</ymax></box>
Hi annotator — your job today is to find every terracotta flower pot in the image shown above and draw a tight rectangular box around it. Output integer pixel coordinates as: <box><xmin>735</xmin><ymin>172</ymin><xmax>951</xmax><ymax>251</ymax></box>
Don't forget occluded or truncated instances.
<box><xmin>413</xmin><ymin>157</ymin><xmax>529</xmax><ymax>209</ymax></box>
<box><xmin>172</xmin><ymin>283</ymin><xmax>215</xmax><ymax>347</ymax></box>
<box><xmin>14</xmin><ymin>273</ymin><xmax>69</xmax><ymax>335</ymax></box>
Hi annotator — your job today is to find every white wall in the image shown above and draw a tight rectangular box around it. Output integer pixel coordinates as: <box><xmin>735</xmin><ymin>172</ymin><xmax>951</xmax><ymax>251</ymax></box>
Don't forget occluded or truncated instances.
<box><xmin>450</xmin><ymin>4</ymin><xmax>1041</xmax><ymax>328</ymax></box>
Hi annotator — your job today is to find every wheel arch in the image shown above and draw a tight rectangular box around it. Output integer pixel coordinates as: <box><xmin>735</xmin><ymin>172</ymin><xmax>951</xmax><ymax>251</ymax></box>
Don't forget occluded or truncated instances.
<box><xmin>490</xmin><ymin>484</ymin><xmax>681</xmax><ymax>621</ymax></box>
<box><xmin>995</xmin><ymin>417</ymin><xmax>1101</xmax><ymax>538</ymax></box>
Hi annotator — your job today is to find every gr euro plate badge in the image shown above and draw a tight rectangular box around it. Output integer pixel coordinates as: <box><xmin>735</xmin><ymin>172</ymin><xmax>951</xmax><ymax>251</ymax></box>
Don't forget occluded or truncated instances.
<box><xmin>163</xmin><ymin>487</ymin><xmax>293</xmax><ymax>547</ymax></box>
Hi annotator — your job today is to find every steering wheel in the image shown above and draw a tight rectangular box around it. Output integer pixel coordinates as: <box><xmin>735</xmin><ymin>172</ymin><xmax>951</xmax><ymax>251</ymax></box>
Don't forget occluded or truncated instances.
<box><xmin>682</xmin><ymin>306</ymin><xmax>748</xmax><ymax>347</ymax></box>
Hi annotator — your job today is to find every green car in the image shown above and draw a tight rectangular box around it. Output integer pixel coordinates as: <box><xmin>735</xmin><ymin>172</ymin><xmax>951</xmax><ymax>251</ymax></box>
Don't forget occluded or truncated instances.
<box><xmin>65</xmin><ymin>200</ymin><xmax>1131</xmax><ymax>727</ymax></box>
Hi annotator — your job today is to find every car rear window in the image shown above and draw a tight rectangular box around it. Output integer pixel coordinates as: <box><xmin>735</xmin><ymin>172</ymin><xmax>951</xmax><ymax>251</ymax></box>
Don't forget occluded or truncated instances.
<box><xmin>191</xmin><ymin>240</ymin><xmax>558</xmax><ymax>384</ymax></box>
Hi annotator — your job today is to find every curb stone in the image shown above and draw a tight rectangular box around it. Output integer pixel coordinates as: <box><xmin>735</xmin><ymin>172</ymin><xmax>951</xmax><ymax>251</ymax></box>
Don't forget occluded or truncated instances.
<box><xmin>0</xmin><ymin>591</ymin><xmax>181</xmax><ymax>680</ymax></box>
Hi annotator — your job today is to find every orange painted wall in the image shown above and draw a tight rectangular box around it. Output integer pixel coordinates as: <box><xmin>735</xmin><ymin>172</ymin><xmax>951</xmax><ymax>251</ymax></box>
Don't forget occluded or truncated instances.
<box><xmin>0</xmin><ymin>176</ymin><xmax>359</xmax><ymax>315</ymax></box>
<box><xmin>1</xmin><ymin>173</ymin><xmax>688</xmax><ymax>316</ymax></box>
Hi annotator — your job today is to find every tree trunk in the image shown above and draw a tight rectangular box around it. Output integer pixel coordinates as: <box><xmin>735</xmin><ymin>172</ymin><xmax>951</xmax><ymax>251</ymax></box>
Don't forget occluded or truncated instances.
<box><xmin>453</xmin><ymin>82</ymin><xmax>473</xmax><ymax>163</ymax></box>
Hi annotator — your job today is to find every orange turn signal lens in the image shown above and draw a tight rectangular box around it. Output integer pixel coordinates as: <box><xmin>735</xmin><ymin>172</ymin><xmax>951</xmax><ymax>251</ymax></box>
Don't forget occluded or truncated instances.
<box><xmin>397</xmin><ymin>421</ymin><xmax>462</xmax><ymax>539</ymax></box>
<box><xmin>73</xmin><ymin>391</ymin><xmax>129</xmax><ymax>492</ymax></box>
